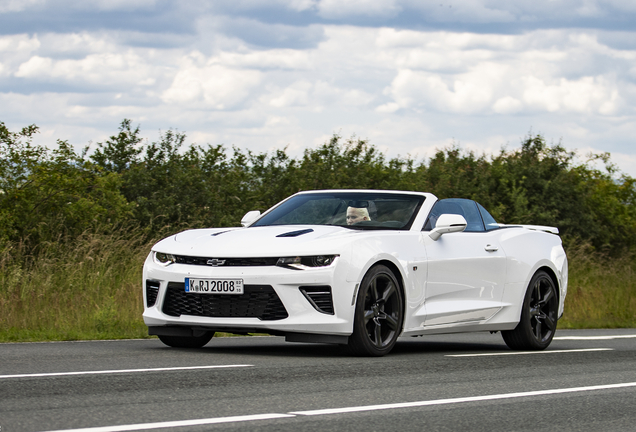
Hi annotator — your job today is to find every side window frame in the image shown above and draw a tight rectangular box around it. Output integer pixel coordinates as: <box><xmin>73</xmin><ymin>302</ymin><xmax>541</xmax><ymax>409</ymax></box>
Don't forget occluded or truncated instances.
<box><xmin>476</xmin><ymin>202</ymin><xmax>500</xmax><ymax>231</ymax></box>
<box><xmin>423</xmin><ymin>198</ymin><xmax>486</xmax><ymax>232</ymax></box>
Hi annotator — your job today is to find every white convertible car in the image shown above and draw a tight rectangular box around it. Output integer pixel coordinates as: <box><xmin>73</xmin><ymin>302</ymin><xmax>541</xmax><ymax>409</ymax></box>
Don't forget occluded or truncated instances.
<box><xmin>143</xmin><ymin>190</ymin><xmax>568</xmax><ymax>356</ymax></box>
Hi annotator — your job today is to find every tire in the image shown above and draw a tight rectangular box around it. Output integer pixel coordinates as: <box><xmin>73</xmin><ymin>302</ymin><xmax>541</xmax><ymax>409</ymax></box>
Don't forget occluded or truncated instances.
<box><xmin>158</xmin><ymin>332</ymin><xmax>214</xmax><ymax>348</ymax></box>
<box><xmin>502</xmin><ymin>270</ymin><xmax>558</xmax><ymax>350</ymax></box>
<box><xmin>348</xmin><ymin>265</ymin><xmax>404</xmax><ymax>357</ymax></box>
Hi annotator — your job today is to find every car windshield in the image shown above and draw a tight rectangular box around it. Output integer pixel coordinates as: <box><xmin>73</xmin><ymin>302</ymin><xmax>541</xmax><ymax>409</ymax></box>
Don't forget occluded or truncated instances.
<box><xmin>251</xmin><ymin>192</ymin><xmax>425</xmax><ymax>230</ymax></box>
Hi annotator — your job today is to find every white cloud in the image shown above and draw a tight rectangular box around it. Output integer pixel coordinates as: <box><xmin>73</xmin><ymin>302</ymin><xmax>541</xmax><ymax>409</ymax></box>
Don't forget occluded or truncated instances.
<box><xmin>267</xmin><ymin>79</ymin><xmax>374</xmax><ymax>109</ymax></box>
<box><xmin>91</xmin><ymin>0</ymin><xmax>159</xmax><ymax>11</ymax></box>
<box><xmin>407</xmin><ymin>0</ymin><xmax>516</xmax><ymax>23</ymax></box>
<box><xmin>2</xmin><ymin>2</ymin><xmax>636</xmax><ymax>178</ymax></box>
<box><xmin>369</xmin><ymin>29</ymin><xmax>630</xmax><ymax>118</ymax></box>
<box><xmin>0</xmin><ymin>0</ymin><xmax>44</xmax><ymax>13</ymax></box>
<box><xmin>265</xmin><ymin>115</ymin><xmax>292</xmax><ymax>127</ymax></box>
<box><xmin>15</xmin><ymin>51</ymin><xmax>159</xmax><ymax>88</ymax></box>
<box><xmin>284</xmin><ymin>0</ymin><xmax>318</xmax><ymax>12</ymax></box>
<box><xmin>269</xmin><ymin>81</ymin><xmax>312</xmax><ymax>107</ymax></box>
<box><xmin>605</xmin><ymin>0</ymin><xmax>636</xmax><ymax>13</ymax></box>
<box><xmin>317</xmin><ymin>0</ymin><xmax>401</xmax><ymax>18</ymax></box>
<box><xmin>0</xmin><ymin>34</ymin><xmax>41</xmax><ymax>53</ymax></box>
<box><xmin>15</xmin><ymin>55</ymin><xmax>52</xmax><ymax>77</ymax></box>
<box><xmin>162</xmin><ymin>63</ymin><xmax>262</xmax><ymax>110</ymax></box>
<box><xmin>375</xmin><ymin>102</ymin><xmax>400</xmax><ymax>113</ymax></box>
<box><xmin>0</xmin><ymin>34</ymin><xmax>42</xmax><ymax>75</ymax></box>
<box><xmin>612</xmin><ymin>153</ymin><xmax>636</xmax><ymax>176</ymax></box>
<box><xmin>315</xmin><ymin>0</ymin><xmax>519</xmax><ymax>22</ymax></box>
<box><xmin>37</xmin><ymin>32</ymin><xmax>113</xmax><ymax>57</ymax></box>
<box><xmin>217</xmin><ymin>49</ymin><xmax>313</xmax><ymax>70</ymax></box>
<box><xmin>493</xmin><ymin>96</ymin><xmax>523</xmax><ymax>114</ymax></box>
<box><xmin>521</xmin><ymin>76</ymin><xmax>621</xmax><ymax>114</ymax></box>
<box><xmin>575</xmin><ymin>0</ymin><xmax>603</xmax><ymax>17</ymax></box>
<box><xmin>384</xmin><ymin>68</ymin><xmax>494</xmax><ymax>114</ymax></box>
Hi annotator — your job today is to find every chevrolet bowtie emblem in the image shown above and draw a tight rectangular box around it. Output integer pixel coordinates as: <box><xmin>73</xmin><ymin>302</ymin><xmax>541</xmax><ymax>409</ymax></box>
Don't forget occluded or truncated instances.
<box><xmin>206</xmin><ymin>259</ymin><xmax>226</xmax><ymax>266</ymax></box>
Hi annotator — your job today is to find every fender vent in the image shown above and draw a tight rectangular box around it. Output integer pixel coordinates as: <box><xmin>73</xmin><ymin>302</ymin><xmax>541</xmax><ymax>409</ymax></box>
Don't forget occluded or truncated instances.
<box><xmin>299</xmin><ymin>286</ymin><xmax>334</xmax><ymax>315</ymax></box>
<box><xmin>145</xmin><ymin>280</ymin><xmax>160</xmax><ymax>307</ymax></box>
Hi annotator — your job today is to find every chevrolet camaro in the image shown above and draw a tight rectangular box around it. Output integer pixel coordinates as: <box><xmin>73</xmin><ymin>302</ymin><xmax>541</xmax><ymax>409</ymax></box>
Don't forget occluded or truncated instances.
<box><xmin>143</xmin><ymin>190</ymin><xmax>568</xmax><ymax>356</ymax></box>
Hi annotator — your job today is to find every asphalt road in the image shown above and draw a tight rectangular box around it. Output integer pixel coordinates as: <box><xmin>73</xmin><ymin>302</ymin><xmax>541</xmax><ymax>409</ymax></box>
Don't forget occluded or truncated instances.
<box><xmin>1</xmin><ymin>328</ymin><xmax>636</xmax><ymax>432</ymax></box>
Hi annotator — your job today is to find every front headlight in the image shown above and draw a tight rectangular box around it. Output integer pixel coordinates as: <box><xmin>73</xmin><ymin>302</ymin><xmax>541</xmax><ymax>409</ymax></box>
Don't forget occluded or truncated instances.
<box><xmin>154</xmin><ymin>252</ymin><xmax>176</xmax><ymax>265</ymax></box>
<box><xmin>276</xmin><ymin>255</ymin><xmax>338</xmax><ymax>270</ymax></box>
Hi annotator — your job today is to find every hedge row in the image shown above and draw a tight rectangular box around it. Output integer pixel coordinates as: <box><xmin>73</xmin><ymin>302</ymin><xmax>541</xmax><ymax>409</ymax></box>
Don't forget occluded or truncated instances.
<box><xmin>1</xmin><ymin>120</ymin><xmax>635</xmax><ymax>253</ymax></box>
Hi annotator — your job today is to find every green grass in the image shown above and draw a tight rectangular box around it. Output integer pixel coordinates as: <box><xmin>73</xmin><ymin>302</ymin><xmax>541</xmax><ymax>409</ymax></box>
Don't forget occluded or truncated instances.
<box><xmin>0</xmin><ymin>233</ymin><xmax>634</xmax><ymax>343</ymax></box>
<box><xmin>559</xmin><ymin>243</ymin><xmax>636</xmax><ymax>329</ymax></box>
<box><xmin>0</xmin><ymin>231</ymin><xmax>151</xmax><ymax>342</ymax></box>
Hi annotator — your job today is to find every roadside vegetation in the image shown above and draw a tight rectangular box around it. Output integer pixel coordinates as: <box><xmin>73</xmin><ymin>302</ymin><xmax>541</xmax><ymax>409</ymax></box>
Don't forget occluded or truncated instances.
<box><xmin>1</xmin><ymin>120</ymin><xmax>635</xmax><ymax>341</ymax></box>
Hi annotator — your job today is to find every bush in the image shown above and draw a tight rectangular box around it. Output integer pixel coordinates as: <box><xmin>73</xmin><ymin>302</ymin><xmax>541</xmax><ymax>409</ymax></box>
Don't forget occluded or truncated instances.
<box><xmin>1</xmin><ymin>119</ymin><xmax>635</xmax><ymax>341</ymax></box>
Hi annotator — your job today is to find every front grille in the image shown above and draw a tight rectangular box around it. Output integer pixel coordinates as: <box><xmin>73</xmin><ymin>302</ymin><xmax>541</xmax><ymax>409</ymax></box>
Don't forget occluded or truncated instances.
<box><xmin>174</xmin><ymin>256</ymin><xmax>278</xmax><ymax>267</ymax></box>
<box><xmin>162</xmin><ymin>283</ymin><xmax>288</xmax><ymax>320</ymax></box>
<box><xmin>145</xmin><ymin>280</ymin><xmax>160</xmax><ymax>307</ymax></box>
<box><xmin>299</xmin><ymin>286</ymin><xmax>334</xmax><ymax>315</ymax></box>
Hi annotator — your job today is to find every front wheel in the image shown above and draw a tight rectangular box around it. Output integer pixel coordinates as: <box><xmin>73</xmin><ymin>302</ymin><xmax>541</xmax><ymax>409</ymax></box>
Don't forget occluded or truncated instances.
<box><xmin>348</xmin><ymin>265</ymin><xmax>404</xmax><ymax>357</ymax></box>
<box><xmin>158</xmin><ymin>332</ymin><xmax>214</xmax><ymax>348</ymax></box>
<box><xmin>502</xmin><ymin>270</ymin><xmax>558</xmax><ymax>350</ymax></box>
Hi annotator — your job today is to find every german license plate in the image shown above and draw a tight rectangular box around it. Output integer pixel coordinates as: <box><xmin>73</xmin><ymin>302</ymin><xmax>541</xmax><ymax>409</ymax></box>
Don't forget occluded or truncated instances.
<box><xmin>185</xmin><ymin>278</ymin><xmax>244</xmax><ymax>294</ymax></box>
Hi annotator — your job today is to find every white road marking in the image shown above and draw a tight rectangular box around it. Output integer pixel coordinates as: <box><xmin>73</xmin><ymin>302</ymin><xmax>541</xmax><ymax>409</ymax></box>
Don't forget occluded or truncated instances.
<box><xmin>45</xmin><ymin>414</ymin><xmax>295</xmax><ymax>432</ymax></box>
<box><xmin>554</xmin><ymin>335</ymin><xmax>636</xmax><ymax>340</ymax></box>
<box><xmin>290</xmin><ymin>382</ymin><xmax>636</xmax><ymax>416</ymax></box>
<box><xmin>0</xmin><ymin>364</ymin><xmax>253</xmax><ymax>379</ymax></box>
<box><xmin>40</xmin><ymin>382</ymin><xmax>636</xmax><ymax>432</ymax></box>
<box><xmin>446</xmin><ymin>348</ymin><xmax>613</xmax><ymax>357</ymax></box>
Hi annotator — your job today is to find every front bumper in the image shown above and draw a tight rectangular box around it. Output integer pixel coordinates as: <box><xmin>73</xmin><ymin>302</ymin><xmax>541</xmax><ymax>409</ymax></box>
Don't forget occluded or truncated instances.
<box><xmin>142</xmin><ymin>253</ymin><xmax>357</xmax><ymax>337</ymax></box>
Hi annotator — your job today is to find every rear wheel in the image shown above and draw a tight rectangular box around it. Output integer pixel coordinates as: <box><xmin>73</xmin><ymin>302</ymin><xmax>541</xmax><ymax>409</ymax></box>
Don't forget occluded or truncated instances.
<box><xmin>502</xmin><ymin>270</ymin><xmax>558</xmax><ymax>350</ymax></box>
<box><xmin>348</xmin><ymin>265</ymin><xmax>404</xmax><ymax>357</ymax></box>
<box><xmin>158</xmin><ymin>332</ymin><xmax>214</xmax><ymax>348</ymax></box>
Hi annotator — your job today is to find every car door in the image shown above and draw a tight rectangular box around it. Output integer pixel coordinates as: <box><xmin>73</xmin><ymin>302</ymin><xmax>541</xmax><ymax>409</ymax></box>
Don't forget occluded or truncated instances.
<box><xmin>422</xmin><ymin>199</ymin><xmax>507</xmax><ymax>327</ymax></box>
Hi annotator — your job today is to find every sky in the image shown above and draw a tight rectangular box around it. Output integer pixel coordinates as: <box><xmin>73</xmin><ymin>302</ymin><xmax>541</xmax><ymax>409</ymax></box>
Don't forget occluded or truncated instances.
<box><xmin>1</xmin><ymin>0</ymin><xmax>635</xmax><ymax>176</ymax></box>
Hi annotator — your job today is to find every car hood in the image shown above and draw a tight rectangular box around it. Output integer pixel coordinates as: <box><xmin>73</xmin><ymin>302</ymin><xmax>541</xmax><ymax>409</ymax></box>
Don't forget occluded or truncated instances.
<box><xmin>153</xmin><ymin>225</ymin><xmax>363</xmax><ymax>257</ymax></box>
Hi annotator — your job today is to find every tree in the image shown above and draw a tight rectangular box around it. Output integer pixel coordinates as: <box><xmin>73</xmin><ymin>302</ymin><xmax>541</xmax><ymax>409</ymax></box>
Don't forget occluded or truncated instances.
<box><xmin>0</xmin><ymin>122</ymin><xmax>132</xmax><ymax>248</ymax></box>
<box><xmin>91</xmin><ymin>119</ymin><xmax>143</xmax><ymax>174</ymax></box>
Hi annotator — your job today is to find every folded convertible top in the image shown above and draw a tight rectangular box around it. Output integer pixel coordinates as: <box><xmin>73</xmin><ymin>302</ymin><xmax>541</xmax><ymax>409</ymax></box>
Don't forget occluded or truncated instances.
<box><xmin>499</xmin><ymin>224</ymin><xmax>560</xmax><ymax>234</ymax></box>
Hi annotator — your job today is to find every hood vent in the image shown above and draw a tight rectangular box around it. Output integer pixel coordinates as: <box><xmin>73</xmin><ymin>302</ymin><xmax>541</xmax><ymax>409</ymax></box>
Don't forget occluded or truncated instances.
<box><xmin>211</xmin><ymin>230</ymin><xmax>230</xmax><ymax>237</ymax></box>
<box><xmin>276</xmin><ymin>228</ymin><xmax>314</xmax><ymax>238</ymax></box>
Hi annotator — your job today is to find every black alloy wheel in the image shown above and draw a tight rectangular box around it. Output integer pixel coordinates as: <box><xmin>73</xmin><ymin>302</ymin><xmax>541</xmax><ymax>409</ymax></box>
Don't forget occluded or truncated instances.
<box><xmin>158</xmin><ymin>332</ymin><xmax>214</xmax><ymax>348</ymax></box>
<box><xmin>502</xmin><ymin>270</ymin><xmax>559</xmax><ymax>350</ymax></box>
<box><xmin>348</xmin><ymin>265</ymin><xmax>404</xmax><ymax>357</ymax></box>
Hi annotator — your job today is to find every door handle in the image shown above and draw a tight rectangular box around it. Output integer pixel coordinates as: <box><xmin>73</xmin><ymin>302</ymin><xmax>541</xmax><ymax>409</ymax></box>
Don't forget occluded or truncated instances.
<box><xmin>484</xmin><ymin>244</ymin><xmax>499</xmax><ymax>252</ymax></box>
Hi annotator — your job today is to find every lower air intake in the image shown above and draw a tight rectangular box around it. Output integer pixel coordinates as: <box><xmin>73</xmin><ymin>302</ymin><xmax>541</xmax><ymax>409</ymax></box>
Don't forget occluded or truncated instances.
<box><xmin>145</xmin><ymin>280</ymin><xmax>160</xmax><ymax>307</ymax></box>
<box><xmin>299</xmin><ymin>286</ymin><xmax>334</xmax><ymax>315</ymax></box>
<box><xmin>162</xmin><ymin>283</ymin><xmax>288</xmax><ymax>320</ymax></box>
